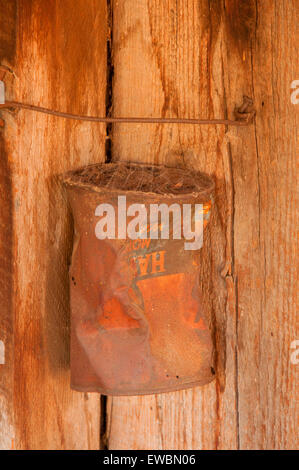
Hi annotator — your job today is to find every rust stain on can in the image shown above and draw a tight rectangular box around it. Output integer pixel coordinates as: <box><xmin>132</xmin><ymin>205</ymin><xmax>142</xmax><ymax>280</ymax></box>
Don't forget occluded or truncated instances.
<box><xmin>63</xmin><ymin>163</ymin><xmax>215</xmax><ymax>395</ymax></box>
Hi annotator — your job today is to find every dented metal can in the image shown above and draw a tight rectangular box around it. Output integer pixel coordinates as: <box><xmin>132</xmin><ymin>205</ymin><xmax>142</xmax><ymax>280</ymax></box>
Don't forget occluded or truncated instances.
<box><xmin>63</xmin><ymin>162</ymin><xmax>215</xmax><ymax>395</ymax></box>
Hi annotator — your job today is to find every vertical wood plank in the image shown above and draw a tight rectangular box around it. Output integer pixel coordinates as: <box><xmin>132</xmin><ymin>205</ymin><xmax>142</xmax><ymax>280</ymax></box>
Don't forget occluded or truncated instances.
<box><xmin>107</xmin><ymin>0</ymin><xmax>298</xmax><ymax>450</ymax></box>
<box><xmin>1</xmin><ymin>0</ymin><xmax>297</xmax><ymax>451</ymax></box>
<box><xmin>226</xmin><ymin>0</ymin><xmax>299</xmax><ymax>449</ymax></box>
<box><xmin>1</xmin><ymin>0</ymin><xmax>107</xmax><ymax>449</ymax></box>
<box><xmin>0</xmin><ymin>0</ymin><xmax>17</xmax><ymax>450</ymax></box>
<box><xmin>108</xmin><ymin>0</ymin><xmax>237</xmax><ymax>450</ymax></box>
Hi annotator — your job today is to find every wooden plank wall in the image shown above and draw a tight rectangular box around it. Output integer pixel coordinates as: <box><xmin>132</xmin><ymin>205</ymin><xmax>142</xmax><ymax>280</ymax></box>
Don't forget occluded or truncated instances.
<box><xmin>0</xmin><ymin>0</ymin><xmax>107</xmax><ymax>449</ymax></box>
<box><xmin>0</xmin><ymin>0</ymin><xmax>298</xmax><ymax>450</ymax></box>
<box><xmin>106</xmin><ymin>0</ymin><xmax>298</xmax><ymax>450</ymax></box>
<box><xmin>0</xmin><ymin>0</ymin><xmax>17</xmax><ymax>450</ymax></box>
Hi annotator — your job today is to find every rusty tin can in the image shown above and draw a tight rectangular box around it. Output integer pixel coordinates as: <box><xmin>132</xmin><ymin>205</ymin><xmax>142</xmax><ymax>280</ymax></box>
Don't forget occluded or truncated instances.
<box><xmin>63</xmin><ymin>163</ymin><xmax>215</xmax><ymax>395</ymax></box>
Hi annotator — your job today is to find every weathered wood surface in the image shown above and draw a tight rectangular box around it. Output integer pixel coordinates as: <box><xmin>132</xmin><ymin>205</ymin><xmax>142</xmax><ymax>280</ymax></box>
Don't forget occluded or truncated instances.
<box><xmin>225</xmin><ymin>0</ymin><xmax>299</xmax><ymax>449</ymax></box>
<box><xmin>0</xmin><ymin>0</ymin><xmax>298</xmax><ymax>450</ymax></box>
<box><xmin>107</xmin><ymin>0</ymin><xmax>235</xmax><ymax>450</ymax></box>
<box><xmin>0</xmin><ymin>0</ymin><xmax>107</xmax><ymax>449</ymax></box>
<box><xmin>106</xmin><ymin>0</ymin><xmax>298</xmax><ymax>450</ymax></box>
<box><xmin>0</xmin><ymin>0</ymin><xmax>16</xmax><ymax>450</ymax></box>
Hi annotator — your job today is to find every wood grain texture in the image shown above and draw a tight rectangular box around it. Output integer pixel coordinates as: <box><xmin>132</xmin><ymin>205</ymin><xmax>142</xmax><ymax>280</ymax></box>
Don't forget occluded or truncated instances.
<box><xmin>226</xmin><ymin>0</ymin><xmax>299</xmax><ymax>449</ymax></box>
<box><xmin>107</xmin><ymin>0</ymin><xmax>298</xmax><ymax>449</ymax></box>
<box><xmin>108</xmin><ymin>0</ymin><xmax>236</xmax><ymax>450</ymax></box>
<box><xmin>0</xmin><ymin>0</ymin><xmax>107</xmax><ymax>449</ymax></box>
<box><xmin>0</xmin><ymin>0</ymin><xmax>297</xmax><ymax>451</ymax></box>
<box><xmin>0</xmin><ymin>0</ymin><xmax>17</xmax><ymax>450</ymax></box>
